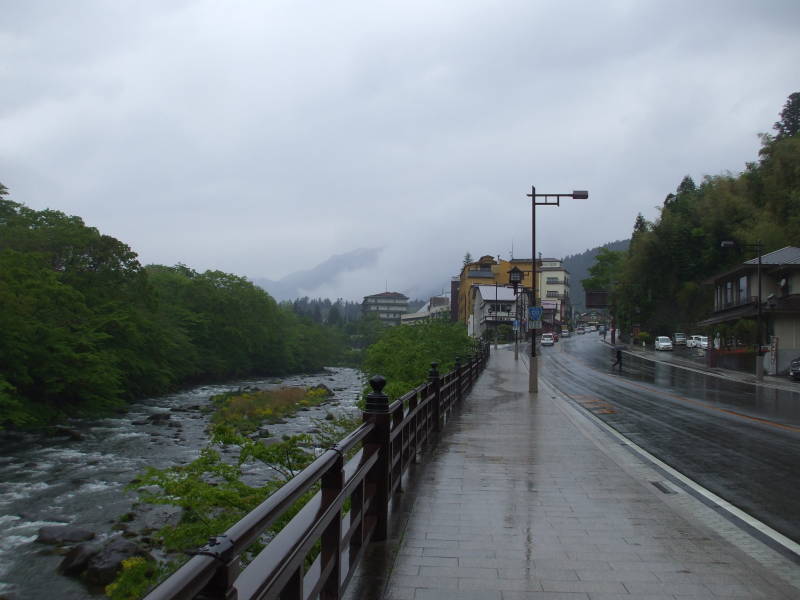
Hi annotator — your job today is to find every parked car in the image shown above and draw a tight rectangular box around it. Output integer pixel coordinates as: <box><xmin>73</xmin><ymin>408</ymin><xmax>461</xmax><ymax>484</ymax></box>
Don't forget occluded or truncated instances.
<box><xmin>654</xmin><ymin>336</ymin><xmax>673</xmax><ymax>351</ymax></box>
<box><xmin>540</xmin><ymin>333</ymin><xmax>555</xmax><ymax>346</ymax></box>
<box><xmin>789</xmin><ymin>357</ymin><xmax>800</xmax><ymax>381</ymax></box>
<box><xmin>673</xmin><ymin>333</ymin><xmax>687</xmax><ymax>346</ymax></box>
<box><xmin>688</xmin><ymin>335</ymin><xmax>709</xmax><ymax>349</ymax></box>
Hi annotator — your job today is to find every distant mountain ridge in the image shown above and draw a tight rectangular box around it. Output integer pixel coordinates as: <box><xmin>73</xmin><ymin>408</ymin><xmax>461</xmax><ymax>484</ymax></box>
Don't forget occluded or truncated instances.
<box><xmin>563</xmin><ymin>239</ymin><xmax>630</xmax><ymax>313</ymax></box>
<box><xmin>251</xmin><ymin>247</ymin><xmax>382</xmax><ymax>301</ymax></box>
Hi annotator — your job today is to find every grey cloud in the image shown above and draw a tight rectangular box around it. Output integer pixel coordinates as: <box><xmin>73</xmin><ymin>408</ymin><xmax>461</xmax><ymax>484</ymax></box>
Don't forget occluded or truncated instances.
<box><xmin>1</xmin><ymin>1</ymin><xmax>798</xmax><ymax>300</ymax></box>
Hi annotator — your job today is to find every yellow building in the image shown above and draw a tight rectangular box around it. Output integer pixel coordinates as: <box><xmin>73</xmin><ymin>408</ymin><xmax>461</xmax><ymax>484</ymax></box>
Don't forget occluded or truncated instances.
<box><xmin>455</xmin><ymin>255</ymin><xmax>570</xmax><ymax>330</ymax></box>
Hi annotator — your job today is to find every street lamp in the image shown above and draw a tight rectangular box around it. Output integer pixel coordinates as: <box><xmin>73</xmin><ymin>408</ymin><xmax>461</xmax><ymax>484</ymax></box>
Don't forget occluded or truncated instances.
<box><xmin>721</xmin><ymin>240</ymin><xmax>764</xmax><ymax>381</ymax></box>
<box><xmin>526</xmin><ymin>187</ymin><xmax>589</xmax><ymax>393</ymax></box>
<box><xmin>509</xmin><ymin>266</ymin><xmax>523</xmax><ymax>360</ymax></box>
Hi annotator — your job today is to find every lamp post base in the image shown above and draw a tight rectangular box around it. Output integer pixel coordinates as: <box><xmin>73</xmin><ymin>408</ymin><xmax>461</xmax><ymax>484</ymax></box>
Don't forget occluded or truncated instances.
<box><xmin>529</xmin><ymin>354</ymin><xmax>538</xmax><ymax>393</ymax></box>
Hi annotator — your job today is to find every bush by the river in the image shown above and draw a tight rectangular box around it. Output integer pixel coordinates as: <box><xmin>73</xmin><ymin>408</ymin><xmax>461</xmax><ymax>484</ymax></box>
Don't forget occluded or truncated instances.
<box><xmin>362</xmin><ymin>318</ymin><xmax>476</xmax><ymax>400</ymax></box>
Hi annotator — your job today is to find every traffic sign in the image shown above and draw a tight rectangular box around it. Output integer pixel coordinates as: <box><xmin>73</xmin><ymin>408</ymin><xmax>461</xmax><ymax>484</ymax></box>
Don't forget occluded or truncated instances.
<box><xmin>531</xmin><ymin>320</ymin><xmax>542</xmax><ymax>330</ymax></box>
<box><xmin>528</xmin><ymin>306</ymin><xmax>543</xmax><ymax>321</ymax></box>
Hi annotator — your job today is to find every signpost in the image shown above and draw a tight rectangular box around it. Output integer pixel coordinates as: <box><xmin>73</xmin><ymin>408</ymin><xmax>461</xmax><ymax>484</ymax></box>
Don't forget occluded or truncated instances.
<box><xmin>528</xmin><ymin>306</ymin><xmax>543</xmax><ymax>330</ymax></box>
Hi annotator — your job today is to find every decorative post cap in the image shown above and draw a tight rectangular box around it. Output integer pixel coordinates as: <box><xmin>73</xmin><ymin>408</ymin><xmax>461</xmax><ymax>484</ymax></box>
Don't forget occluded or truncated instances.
<box><xmin>364</xmin><ymin>375</ymin><xmax>389</xmax><ymax>413</ymax></box>
<box><xmin>428</xmin><ymin>362</ymin><xmax>440</xmax><ymax>379</ymax></box>
<box><xmin>369</xmin><ymin>375</ymin><xmax>386</xmax><ymax>394</ymax></box>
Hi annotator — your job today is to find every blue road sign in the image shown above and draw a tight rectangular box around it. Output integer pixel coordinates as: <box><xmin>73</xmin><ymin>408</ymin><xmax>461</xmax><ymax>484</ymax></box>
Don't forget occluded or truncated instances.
<box><xmin>528</xmin><ymin>306</ymin><xmax>543</xmax><ymax>321</ymax></box>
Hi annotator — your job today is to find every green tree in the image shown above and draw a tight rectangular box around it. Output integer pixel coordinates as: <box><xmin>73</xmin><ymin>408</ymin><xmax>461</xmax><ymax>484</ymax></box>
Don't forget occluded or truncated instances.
<box><xmin>774</xmin><ymin>91</ymin><xmax>800</xmax><ymax>140</ymax></box>
<box><xmin>363</xmin><ymin>320</ymin><xmax>474</xmax><ymax>399</ymax></box>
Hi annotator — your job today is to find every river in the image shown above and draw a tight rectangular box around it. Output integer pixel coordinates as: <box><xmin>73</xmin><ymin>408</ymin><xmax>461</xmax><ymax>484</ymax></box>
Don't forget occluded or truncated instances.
<box><xmin>0</xmin><ymin>367</ymin><xmax>364</xmax><ymax>600</ymax></box>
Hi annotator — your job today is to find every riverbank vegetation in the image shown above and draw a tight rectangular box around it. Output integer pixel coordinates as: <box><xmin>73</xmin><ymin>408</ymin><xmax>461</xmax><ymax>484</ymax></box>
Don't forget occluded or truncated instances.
<box><xmin>582</xmin><ymin>92</ymin><xmax>800</xmax><ymax>337</ymax></box>
<box><xmin>209</xmin><ymin>385</ymin><xmax>331</xmax><ymax>434</ymax></box>
<box><xmin>0</xmin><ymin>189</ymin><xmax>354</xmax><ymax>428</ymax></box>
<box><xmin>362</xmin><ymin>318</ymin><xmax>476</xmax><ymax>399</ymax></box>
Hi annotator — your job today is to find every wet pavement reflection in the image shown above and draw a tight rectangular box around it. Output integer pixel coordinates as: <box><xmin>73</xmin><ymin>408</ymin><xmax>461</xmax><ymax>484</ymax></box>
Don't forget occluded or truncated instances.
<box><xmin>539</xmin><ymin>334</ymin><xmax>800</xmax><ymax>544</ymax></box>
<box><xmin>348</xmin><ymin>348</ymin><xmax>800</xmax><ymax>600</ymax></box>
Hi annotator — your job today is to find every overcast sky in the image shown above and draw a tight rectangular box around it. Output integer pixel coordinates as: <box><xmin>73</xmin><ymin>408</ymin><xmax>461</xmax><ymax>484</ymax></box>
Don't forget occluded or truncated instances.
<box><xmin>2</xmin><ymin>1</ymin><xmax>798</xmax><ymax>301</ymax></box>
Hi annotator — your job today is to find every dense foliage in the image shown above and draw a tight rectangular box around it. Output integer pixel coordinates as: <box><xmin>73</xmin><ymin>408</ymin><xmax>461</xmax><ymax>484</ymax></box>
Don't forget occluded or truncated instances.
<box><xmin>362</xmin><ymin>319</ymin><xmax>476</xmax><ymax>399</ymax></box>
<box><xmin>582</xmin><ymin>93</ymin><xmax>800</xmax><ymax>338</ymax></box>
<box><xmin>563</xmin><ymin>239</ymin><xmax>630</xmax><ymax>313</ymax></box>
<box><xmin>0</xmin><ymin>193</ymin><xmax>347</xmax><ymax>427</ymax></box>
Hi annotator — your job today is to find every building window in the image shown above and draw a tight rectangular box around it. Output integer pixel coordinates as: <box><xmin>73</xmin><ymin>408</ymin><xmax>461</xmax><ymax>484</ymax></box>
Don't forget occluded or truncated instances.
<box><xmin>738</xmin><ymin>275</ymin><xmax>747</xmax><ymax>303</ymax></box>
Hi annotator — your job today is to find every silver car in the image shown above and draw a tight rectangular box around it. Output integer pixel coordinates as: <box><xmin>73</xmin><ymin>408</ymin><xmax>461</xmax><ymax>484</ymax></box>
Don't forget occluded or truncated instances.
<box><xmin>654</xmin><ymin>336</ymin><xmax>673</xmax><ymax>351</ymax></box>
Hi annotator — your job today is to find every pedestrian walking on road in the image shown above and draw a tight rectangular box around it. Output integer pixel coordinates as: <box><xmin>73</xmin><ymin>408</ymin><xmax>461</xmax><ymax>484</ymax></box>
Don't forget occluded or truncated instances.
<box><xmin>611</xmin><ymin>347</ymin><xmax>622</xmax><ymax>371</ymax></box>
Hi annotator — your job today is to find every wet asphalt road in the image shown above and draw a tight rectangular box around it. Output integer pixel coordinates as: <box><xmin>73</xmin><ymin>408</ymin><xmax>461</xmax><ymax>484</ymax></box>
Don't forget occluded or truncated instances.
<box><xmin>535</xmin><ymin>334</ymin><xmax>800</xmax><ymax>545</ymax></box>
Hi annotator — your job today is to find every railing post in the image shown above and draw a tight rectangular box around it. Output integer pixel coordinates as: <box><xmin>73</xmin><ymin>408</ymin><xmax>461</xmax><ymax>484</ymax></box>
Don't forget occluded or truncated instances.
<box><xmin>454</xmin><ymin>357</ymin><xmax>463</xmax><ymax>403</ymax></box>
<box><xmin>363</xmin><ymin>375</ymin><xmax>391</xmax><ymax>541</ymax></box>
<box><xmin>428</xmin><ymin>362</ymin><xmax>441</xmax><ymax>432</ymax></box>
<box><xmin>320</xmin><ymin>452</ymin><xmax>343</xmax><ymax>600</ymax></box>
<box><xmin>195</xmin><ymin>536</ymin><xmax>239</xmax><ymax>600</ymax></box>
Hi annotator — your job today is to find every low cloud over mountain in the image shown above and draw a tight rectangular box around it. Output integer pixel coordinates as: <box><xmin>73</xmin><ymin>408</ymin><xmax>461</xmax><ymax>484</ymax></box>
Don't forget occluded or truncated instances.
<box><xmin>252</xmin><ymin>247</ymin><xmax>383</xmax><ymax>301</ymax></box>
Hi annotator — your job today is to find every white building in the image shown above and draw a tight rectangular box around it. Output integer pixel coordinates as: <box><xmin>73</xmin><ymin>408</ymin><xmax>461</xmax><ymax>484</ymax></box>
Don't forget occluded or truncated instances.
<box><xmin>468</xmin><ymin>285</ymin><xmax>518</xmax><ymax>338</ymax></box>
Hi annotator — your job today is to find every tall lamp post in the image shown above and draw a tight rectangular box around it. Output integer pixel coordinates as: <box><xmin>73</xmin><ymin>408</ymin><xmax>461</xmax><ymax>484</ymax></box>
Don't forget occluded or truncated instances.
<box><xmin>721</xmin><ymin>240</ymin><xmax>764</xmax><ymax>381</ymax></box>
<box><xmin>509</xmin><ymin>266</ymin><xmax>523</xmax><ymax>360</ymax></box>
<box><xmin>526</xmin><ymin>187</ymin><xmax>589</xmax><ymax>393</ymax></box>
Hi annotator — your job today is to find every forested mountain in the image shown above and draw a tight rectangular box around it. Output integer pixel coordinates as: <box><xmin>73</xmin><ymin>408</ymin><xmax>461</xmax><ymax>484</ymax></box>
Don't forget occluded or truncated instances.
<box><xmin>563</xmin><ymin>239</ymin><xmax>630</xmax><ymax>313</ymax></box>
<box><xmin>0</xmin><ymin>190</ymin><xmax>350</xmax><ymax>428</ymax></box>
<box><xmin>582</xmin><ymin>92</ymin><xmax>800</xmax><ymax>338</ymax></box>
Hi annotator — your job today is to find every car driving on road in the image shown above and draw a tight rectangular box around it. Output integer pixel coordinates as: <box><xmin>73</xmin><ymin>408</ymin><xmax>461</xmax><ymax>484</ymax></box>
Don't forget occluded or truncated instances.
<box><xmin>540</xmin><ymin>333</ymin><xmax>555</xmax><ymax>346</ymax></box>
<box><xmin>655</xmin><ymin>336</ymin><xmax>673</xmax><ymax>351</ymax></box>
<box><xmin>674</xmin><ymin>332</ymin><xmax>687</xmax><ymax>346</ymax></box>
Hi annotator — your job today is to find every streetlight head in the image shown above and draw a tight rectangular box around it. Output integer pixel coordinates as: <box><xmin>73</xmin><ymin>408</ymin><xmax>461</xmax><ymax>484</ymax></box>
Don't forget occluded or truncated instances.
<box><xmin>572</xmin><ymin>190</ymin><xmax>589</xmax><ymax>199</ymax></box>
<box><xmin>720</xmin><ymin>240</ymin><xmax>735</xmax><ymax>248</ymax></box>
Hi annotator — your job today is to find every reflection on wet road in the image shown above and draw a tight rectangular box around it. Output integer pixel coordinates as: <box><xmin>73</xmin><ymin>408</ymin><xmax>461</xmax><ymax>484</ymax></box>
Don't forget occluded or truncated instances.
<box><xmin>537</xmin><ymin>335</ymin><xmax>800</xmax><ymax>544</ymax></box>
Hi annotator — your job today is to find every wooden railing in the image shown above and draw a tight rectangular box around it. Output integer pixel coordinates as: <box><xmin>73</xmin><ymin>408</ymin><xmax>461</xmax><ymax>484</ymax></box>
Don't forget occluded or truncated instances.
<box><xmin>143</xmin><ymin>343</ymin><xmax>489</xmax><ymax>600</ymax></box>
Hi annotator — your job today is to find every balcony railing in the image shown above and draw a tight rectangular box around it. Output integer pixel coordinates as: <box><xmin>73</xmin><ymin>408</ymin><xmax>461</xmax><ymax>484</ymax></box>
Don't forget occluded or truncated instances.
<box><xmin>715</xmin><ymin>295</ymin><xmax>758</xmax><ymax>312</ymax></box>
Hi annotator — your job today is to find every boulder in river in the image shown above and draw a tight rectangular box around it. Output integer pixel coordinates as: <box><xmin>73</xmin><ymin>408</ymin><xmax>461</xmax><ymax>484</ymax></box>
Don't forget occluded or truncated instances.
<box><xmin>36</xmin><ymin>525</ymin><xmax>96</xmax><ymax>545</ymax></box>
<box><xmin>48</xmin><ymin>426</ymin><xmax>85</xmax><ymax>441</ymax></box>
<box><xmin>125</xmin><ymin>504</ymin><xmax>182</xmax><ymax>535</ymax></box>
<box><xmin>59</xmin><ymin>536</ymin><xmax>150</xmax><ymax>586</ymax></box>
<box><xmin>145</xmin><ymin>412</ymin><xmax>172</xmax><ymax>424</ymax></box>
<box><xmin>58</xmin><ymin>543</ymin><xmax>98</xmax><ymax>576</ymax></box>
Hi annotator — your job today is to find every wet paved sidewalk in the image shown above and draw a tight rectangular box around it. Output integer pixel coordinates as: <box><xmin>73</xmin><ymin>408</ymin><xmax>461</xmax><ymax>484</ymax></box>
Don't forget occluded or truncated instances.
<box><xmin>346</xmin><ymin>348</ymin><xmax>800</xmax><ymax>599</ymax></box>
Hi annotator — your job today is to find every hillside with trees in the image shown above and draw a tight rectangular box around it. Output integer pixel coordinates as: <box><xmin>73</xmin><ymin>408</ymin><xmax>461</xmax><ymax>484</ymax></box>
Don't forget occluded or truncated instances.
<box><xmin>582</xmin><ymin>92</ymin><xmax>800</xmax><ymax>339</ymax></box>
<box><xmin>563</xmin><ymin>240</ymin><xmax>630</xmax><ymax>313</ymax></box>
<box><xmin>0</xmin><ymin>190</ymin><xmax>352</xmax><ymax>428</ymax></box>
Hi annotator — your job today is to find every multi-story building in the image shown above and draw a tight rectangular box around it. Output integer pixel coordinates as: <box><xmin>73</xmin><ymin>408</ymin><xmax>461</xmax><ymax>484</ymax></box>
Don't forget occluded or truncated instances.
<box><xmin>454</xmin><ymin>255</ymin><xmax>570</xmax><ymax>335</ymax></box>
<box><xmin>698</xmin><ymin>246</ymin><xmax>800</xmax><ymax>374</ymax></box>
<box><xmin>468</xmin><ymin>285</ymin><xmax>518</xmax><ymax>338</ymax></box>
<box><xmin>362</xmin><ymin>292</ymin><xmax>409</xmax><ymax>326</ymax></box>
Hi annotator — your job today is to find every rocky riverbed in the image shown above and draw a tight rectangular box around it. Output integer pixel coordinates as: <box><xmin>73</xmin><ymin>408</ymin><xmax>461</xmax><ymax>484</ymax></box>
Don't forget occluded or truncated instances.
<box><xmin>0</xmin><ymin>367</ymin><xmax>363</xmax><ymax>600</ymax></box>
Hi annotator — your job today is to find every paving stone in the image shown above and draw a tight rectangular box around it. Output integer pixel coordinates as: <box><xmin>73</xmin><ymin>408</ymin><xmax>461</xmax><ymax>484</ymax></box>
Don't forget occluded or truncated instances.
<box><xmin>342</xmin><ymin>351</ymin><xmax>799</xmax><ymax>600</ymax></box>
